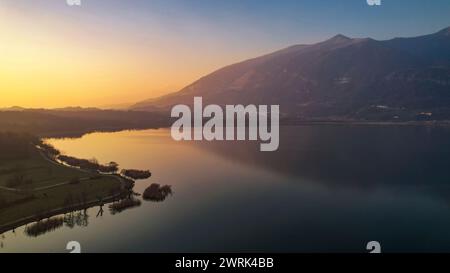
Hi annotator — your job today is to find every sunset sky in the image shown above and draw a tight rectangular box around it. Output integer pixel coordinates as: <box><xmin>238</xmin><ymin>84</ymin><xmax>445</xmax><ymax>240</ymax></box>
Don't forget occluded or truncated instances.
<box><xmin>1</xmin><ymin>0</ymin><xmax>449</xmax><ymax>108</ymax></box>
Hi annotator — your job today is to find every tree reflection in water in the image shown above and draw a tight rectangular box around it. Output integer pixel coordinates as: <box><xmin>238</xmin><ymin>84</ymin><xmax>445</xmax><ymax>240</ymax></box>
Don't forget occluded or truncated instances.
<box><xmin>64</xmin><ymin>210</ymin><xmax>89</xmax><ymax>229</ymax></box>
<box><xmin>96</xmin><ymin>204</ymin><xmax>104</xmax><ymax>218</ymax></box>
<box><xmin>13</xmin><ymin>184</ymin><xmax>175</xmax><ymax>238</ymax></box>
<box><xmin>108</xmin><ymin>197</ymin><xmax>141</xmax><ymax>215</ymax></box>
<box><xmin>25</xmin><ymin>217</ymin><xmax>64</xmax><ymax>237</ymax></box>
<box><xmin>24</xmin><ymin>209</ymin><xmax>89</xmax><ymax>237</ymax></box>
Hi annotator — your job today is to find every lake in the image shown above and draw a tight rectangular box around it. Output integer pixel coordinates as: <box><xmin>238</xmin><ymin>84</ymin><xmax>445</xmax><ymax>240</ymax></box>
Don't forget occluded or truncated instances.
<box><xmin>2</xmin><ymin>125</ymin><xmax>450</xmax><ymax>253</ymax></box>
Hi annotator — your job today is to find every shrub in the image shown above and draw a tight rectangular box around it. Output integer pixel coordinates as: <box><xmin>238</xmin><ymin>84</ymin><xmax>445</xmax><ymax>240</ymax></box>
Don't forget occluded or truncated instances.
<box><xmin>143</xmin><ymin>183</ymin><xmax>172</xmax><ymax>202</ymax></box>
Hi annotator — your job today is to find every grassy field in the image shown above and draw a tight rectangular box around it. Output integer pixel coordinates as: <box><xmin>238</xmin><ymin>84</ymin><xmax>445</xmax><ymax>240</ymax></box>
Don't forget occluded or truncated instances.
<box><xmin>0</xmin><ymin>146</ymin><xmax>92</xmax><ymax>189</ymax></box>
<box><xmin>0</xmin><ymin>146</ymin><xmax>122</xmax><ymax>228</ymax></box>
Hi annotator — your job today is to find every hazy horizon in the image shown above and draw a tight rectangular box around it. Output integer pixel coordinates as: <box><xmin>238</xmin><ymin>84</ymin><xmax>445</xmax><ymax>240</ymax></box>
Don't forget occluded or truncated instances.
<box><xmin>1</xmin><ymin>0</ymin><xmax>450</xmax><ymax>109</ymax></box>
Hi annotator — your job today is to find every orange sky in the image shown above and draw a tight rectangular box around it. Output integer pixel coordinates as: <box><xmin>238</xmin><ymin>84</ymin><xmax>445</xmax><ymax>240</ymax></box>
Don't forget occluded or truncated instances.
<box><xmin>0</xmin><ymin>2</ymin><xmax>270</xmax><ymax>109</ymax></box>
<box><xmin>4</xmin><ymin>1</ymin><xmax>447</xmax><ymax>109</ymax></box>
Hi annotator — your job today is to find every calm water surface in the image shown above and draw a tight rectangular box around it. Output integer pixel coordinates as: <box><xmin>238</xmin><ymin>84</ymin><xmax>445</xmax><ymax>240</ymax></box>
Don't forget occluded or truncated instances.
<box><xmin>2</xmin><ymin>125</ymin><xmax>450</xmax><ymax>253</ymax></box>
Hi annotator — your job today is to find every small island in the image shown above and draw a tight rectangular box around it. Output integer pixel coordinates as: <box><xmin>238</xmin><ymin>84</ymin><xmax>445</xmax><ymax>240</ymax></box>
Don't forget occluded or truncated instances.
<box><xmin>143</xmin><ymin>183</ymin><xmax>172</xmax><ymax>202</ymax></box>
<box><xmin>120</xmin><ymin>169</ymin><xmax>152</xmax><ymax>180</ymax></box>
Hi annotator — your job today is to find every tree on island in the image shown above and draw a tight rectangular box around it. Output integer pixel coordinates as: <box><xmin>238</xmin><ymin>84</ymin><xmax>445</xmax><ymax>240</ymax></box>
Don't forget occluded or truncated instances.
<box><xmin>107</xmin><ymin>162</ymin><xmax>119</xmax><ymax>173</ymax></box>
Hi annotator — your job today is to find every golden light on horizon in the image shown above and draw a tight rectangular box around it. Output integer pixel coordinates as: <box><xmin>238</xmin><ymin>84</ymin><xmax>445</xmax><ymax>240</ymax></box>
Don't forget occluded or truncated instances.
<box><xmin>0</xmin><ymin>5</ymin><xmax>245</xmax><ymax>109</ymax></box>
<box><xmin>0</xmin><ymin>22</ymin><xmax>197</xmax><ymax>109</ymax></box>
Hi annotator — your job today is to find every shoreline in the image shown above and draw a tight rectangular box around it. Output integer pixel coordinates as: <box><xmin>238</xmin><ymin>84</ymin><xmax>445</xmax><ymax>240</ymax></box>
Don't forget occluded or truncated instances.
<box><xmin>0</xmin><ymin>190</ymin><xmax>126</xmax><ymax>235</ymax></box>
<box><xmin>36</xmin><ymin>126</ymin><xmax>163</xmax><ymax>139</ymax></box>
<box><xmin>0</xmin><ymin>145</ymin><xmax>134</xmax><ymax>235</ymax></box>
<box><xmin>2</xmin><ymin>120</ymin><xmax>449</xmax><ymax>235</ymax></box>
<box><xmin>35</xmin><ymin>120</ymin><xmax>450</xmax><ymax>140</ymax></box>
<box><xmin>279</xmin><ymin>120</ymin><xmax>450</xmax><ymax>126</ymax></box>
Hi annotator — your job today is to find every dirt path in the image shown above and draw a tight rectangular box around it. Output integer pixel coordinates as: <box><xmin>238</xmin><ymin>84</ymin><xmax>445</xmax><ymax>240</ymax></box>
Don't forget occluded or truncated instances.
<box><xmin>0</xmin><ymin>186</ymin><xmax>21</xmax><ymax>193</ymax></box>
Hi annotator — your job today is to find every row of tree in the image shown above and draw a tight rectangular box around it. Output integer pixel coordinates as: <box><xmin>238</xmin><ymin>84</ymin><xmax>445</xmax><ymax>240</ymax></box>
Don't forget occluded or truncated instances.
<box><xmin>0</xmin><ymin>132</ymin><xmax>37</xmax><ymax>160</ymax></box>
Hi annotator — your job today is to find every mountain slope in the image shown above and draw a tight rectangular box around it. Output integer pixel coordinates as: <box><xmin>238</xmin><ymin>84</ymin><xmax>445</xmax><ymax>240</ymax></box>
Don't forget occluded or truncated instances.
<box><xmin>132</xmin><ymin>27</ymin><xmax>450</xmax><ymax>121</ymax></box>
<box><xmin>384</xmin><ymin>27</ymin><xmax>450</xmax><ymax>65</ymax></box>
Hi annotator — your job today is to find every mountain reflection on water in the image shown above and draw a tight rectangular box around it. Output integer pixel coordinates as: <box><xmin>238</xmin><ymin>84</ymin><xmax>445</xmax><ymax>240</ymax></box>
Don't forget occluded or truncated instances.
<box><xmin>193</xmin><ymin>125</ymin><xmax>450</xmax><ymax>190</ymax></box>
<box><xmin>2</xmin><ymin>126</ymin><xmax>450</xmax><ymax>253</ymax></box>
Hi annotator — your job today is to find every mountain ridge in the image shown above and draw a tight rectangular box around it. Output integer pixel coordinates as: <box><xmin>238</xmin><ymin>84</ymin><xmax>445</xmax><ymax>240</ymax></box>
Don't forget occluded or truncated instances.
<box><xmin>132</xmin><ymin>27</ymin><xmax>450</xmax><ymax>121</ymax></box>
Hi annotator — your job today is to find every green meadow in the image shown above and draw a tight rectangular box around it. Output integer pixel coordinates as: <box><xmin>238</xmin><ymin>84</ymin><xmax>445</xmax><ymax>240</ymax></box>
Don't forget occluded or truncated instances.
<box><xmin>0</xmin><ymin>133</ymin><xmax>122</xmax><ymax>228</ymax></box>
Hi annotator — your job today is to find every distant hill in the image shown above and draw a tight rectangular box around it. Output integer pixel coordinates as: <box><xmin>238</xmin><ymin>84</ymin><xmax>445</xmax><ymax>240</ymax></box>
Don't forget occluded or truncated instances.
<box><xmin>0</xmin><ymin>108</ymin><xmax>169</xmax><ymax>137</ymax></box>
<box><xmin>132</xmin><ymin>27</ymin><xmax>450</xmax><ymax>121</ymax></box>
<box><xmin>0</xmin><ymin>106</ymin><xmax>26</xmax><ymax>112</ymax></box>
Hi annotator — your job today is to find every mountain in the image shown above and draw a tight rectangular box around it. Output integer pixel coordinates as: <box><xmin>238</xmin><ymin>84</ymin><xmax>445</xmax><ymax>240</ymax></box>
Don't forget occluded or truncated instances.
<box><xmin>132</xmin><ymin>27</ymin><xmax>450</xmax><ymax>121</ymax></box>
<box><xmin>384</xmin><ymin>27</ymin><xmax>450</xmax><ymax>66</ymax></box>
<box><xmin>0</xmin><ymin>106</ymin><xmax>26</xmax><ymax>112</ymax></box>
